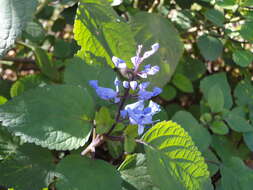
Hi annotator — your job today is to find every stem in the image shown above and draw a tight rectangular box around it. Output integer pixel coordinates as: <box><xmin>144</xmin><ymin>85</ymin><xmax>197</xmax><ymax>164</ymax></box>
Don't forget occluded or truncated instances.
<box><xmin>106</xmin><ymin>87</ymin><xmax>130</xmax><ymax>135</ymax></box>
<box><xmin>0</xmin><ymin>57</ymin><xmax>36</xmax><ymax>64</ymax></box>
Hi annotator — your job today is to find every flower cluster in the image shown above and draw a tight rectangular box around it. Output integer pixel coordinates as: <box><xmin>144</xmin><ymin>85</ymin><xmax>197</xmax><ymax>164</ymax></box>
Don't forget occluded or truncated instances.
<box><xmin>89</xmin><ymin>43</ymin><xmax>162</xmax><ymax>135</ymax></box>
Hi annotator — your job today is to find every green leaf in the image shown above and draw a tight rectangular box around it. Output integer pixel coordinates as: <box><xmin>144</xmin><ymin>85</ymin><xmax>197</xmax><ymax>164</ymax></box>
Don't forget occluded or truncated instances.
<box><xmin>224</xmin><ymin>110</ymin><xmax>253</xmax><ymax>132</ymax></box>
<box><xmin>55</xmin><ymin>155</ymin><xmax>122</xmax><ymax>190</ymax></box>
<box><xmin>119</xmin><ymin>154</ymin><xmax>159</xmax><ymax>190</ymax></box>
<box><xmin>0</xmin><ymin>85</ymin><xmax>94</xmax><ymax>150</ymax></box>
<box><xmin>54</xmin><ymin>39</ymin><xmax>73</xmax><ymax>59</ymax></box>
<box><xmin>0</xmin><ymin>96</ymin><xmax>7</xmax><ymax>105</ymax></box>
<box><xmin>207</xmin><ymin>85</ymin><xmax>224</xmax><ymax>113</ymax></box>
<box><xmin>204</xmin><ymin>9</ymin><xmax>225</xmax><ymax>27</ymax></box>
<box><xmin>107</xmin><ymin>140</ymin><xmax>123</xmax><ymax>159</ymax></box>
<box><xmin>22</xmin><ymin>21</ymin><xmax>45</xmax><ymax>43</ymax></box>
<box><xmin>74</xmin><ymin>0</ymin><xmax>136</xmax><ymax>67</ymax></box>
<box><xmin>10</xmin><ymin>74</ymin><xmax>48</xmax><ymax>97</ymax></box>
<box><xmin>211</xmin><ymin>135</ymin><xmax>250</xmax><ymax>161</ymax></box>
<box><xmin>64</xmin><ymin>57</ymin><xmax>117</xmax><ymax>106</ymax></box>
<box><xmin>160</xmin><ymin>84</ymin><xmax>177</xmax><ymax>101</ymax></box>
<box><xmin>172</xmin><ymin>111</ymin><xmax>212</xmax><ymax>151</ymax></box>
<box><xmin>197</xmin><ymin>35</ymin><xmax>223</xmax><ymax>61</ymax></box>
<box><xmin>0</xmin><ymin>143</ymin><xmax>55</xmax><ymax>190</ymax></box>
<box><xmin>216</xmin><ymin>0</ymin><xmax>238</xmax><ymax>10</ymax></box>
<box><xmin>95</xmin><ymin>107</ymin><xmax>114</xmax><ymax>134</ymax></box>
<box><xmin>131</xmin><ymin>12</ymin><xmax>184</xmax><ymax>88</ymax></box>
<box><xmin>232</xmin><ymin>50</ymin><xmax>253</xmax><ymax>67</ymax></box>
<box><xmin>176</xmin><ymin>57</ymin><xmax>206</xmax><ymax>81</ymax></box>
<box><xmin>172</xmin><ymin>73</ymin><xmax>194</xmax><ymax>93</ymax></box>
<box><xmin>210</xmin><ymin>120</ymin><xmax>229</xmax><ymax>135</ymax></box>
<box><xmin>142</xmin><ymin>121</ymin><xmax>212</xmax><ymax>190</ymax></box>
<box><xmin>0</xmin><ymin>0</ymin><xmax>37</xmax><ymax>56</ymax></box>
<box><xmin>0</xmin><ymin>126</ymin><xmax>18</xmax><ymax>160</ymax></box>
<box><xmin>220</xmin><ymin>157</ymin><xmax>253</xmax><ymax>190</ymax></box>
<box><xmin>124</xmin><ymin>125</ymin><xmax>138</xmax><ymax>153</ymax></box>
<box><xmin>32</xmin><ymin>46</ymin><xmax>60</xmax><ymax>81</ymax></box>
<box><xmin>234</xmin><ymin>80</ymin><xmax>253</xmax><ymax>106</ymax></box>
<box><xmin>200</xmin><ymin>73</ymin><xmax>232</xmax><ymax>109</ymax></box>
<box><xmin>243</xmin><ymin>132</ymin><xmax>253</xmax><ymax>151</ymax></box>
<box><xmin>240</xmin><ymin>21</ymin><xmax>253</xmax><ymax>42</ymax></box>
<box><xmin>202</xmin><ymin>149</ymin><xmax>220</xmax><ymax>176</ymax></box>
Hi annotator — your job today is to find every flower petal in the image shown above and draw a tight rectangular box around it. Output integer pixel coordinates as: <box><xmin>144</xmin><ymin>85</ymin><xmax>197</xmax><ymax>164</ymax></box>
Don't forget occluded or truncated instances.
<box><xmin>114</xmin><ymin>77</ymin><xmax>120</xmax><ymax>92</ymax></box>
<box><xmin>89</xmin><ymin>80</ymin><xmax>98</xmax><ymax>89</ymax></box>
<box><xmin>123</xmin><ymin>81</ymin><xmax>129</xmax><ymax>88</ymax></box>
<box><xmin>148</xmin><ymin>101</ymin><xmax>161</xmax><ymax>115</ymax></box>
<box><xmin>130</xmin><ymin>81</ymin><xmax>138</xmax><ymax>90</ymax></box>
<box><xmin>138</xmin><ymin>125</ymin><xmax>145</xmax><ymax>135</ymax></box>
<box><xmin>142</xmin><ymin>43</ymin><xmax>160</xmax><ymax>60</ymax></box>
<box><xmin>112</xmin><ymin>56</ymin><xmax>126</xmax><ymax>69</ymax></box>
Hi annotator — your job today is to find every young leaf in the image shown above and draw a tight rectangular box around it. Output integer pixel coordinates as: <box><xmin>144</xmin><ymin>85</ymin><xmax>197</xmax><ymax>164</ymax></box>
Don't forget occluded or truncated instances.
<box><xmin>172</xmin><ymin>111</ymin><xmax>212</xmax><ymax>151</ymax></box>
<box><xmin>0</xmin><ymin>143</ymin><xmax>55</xmax><ymax>190</ymax></box>
<box><xmin>197</xmin><ymin>35</ymin><xmax>223</xmax><ymax>61</ymax></box>
<box><xmin>142</xmin><ymin>121</ymin><xmax>213</xmax><ymax>190</ymax></box>
<box><xmin>0</xmin><ymin>0</ymin><xmax>37</xmax><ymax>56</ymax></box>
<box><xmin>207</xmin><ymin>85</ymin><xmax>224</xmax><ymax>113</ymax></box>
<box><xmin>74</xmin><ymin>0</ymin><xmax>136</xmax><ymax>67</ymax></box>
<box><xmin>0</xmin><ymin>85</ymin><xmax>94</xmax><ymax>150</ymax></box>
<box><xmin>131</xmin><ymin>12</ymin><xmax>184</xmax><ymax>88</ymax></box>
<box><xmin>55</xmin><ymin>155</ymin><xmax>122</xmax><ymax>190</ymax></box>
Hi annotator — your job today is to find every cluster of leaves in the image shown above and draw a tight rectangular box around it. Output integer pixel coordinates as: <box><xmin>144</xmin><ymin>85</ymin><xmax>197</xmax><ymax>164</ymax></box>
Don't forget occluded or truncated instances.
<box><xmin>0</xmin><ymin>0</ymin><xmax>253</xmax><ymax>190</ymax></box>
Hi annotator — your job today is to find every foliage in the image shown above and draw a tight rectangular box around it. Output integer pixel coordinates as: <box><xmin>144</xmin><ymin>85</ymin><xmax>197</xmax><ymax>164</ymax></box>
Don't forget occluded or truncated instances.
<box><xmin>0</xmin><ymin>0</ymin><xmax>253</xmax><ymax>189</ymax></box>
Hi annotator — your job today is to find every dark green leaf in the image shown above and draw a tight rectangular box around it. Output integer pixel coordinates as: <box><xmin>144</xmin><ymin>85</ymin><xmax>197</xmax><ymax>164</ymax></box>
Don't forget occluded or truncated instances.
<box><xmin>204</xmin><ymin>9</ymin><xmax>225</xmax><ymax>27</ymax></box>
<box><xmin>234</xmin><ymin>80</ymin><xmax>253</xmax><ymax>106</ymax></box>
<box><xmin>172</xmin><ymin>73</ymin><xmax>193</xmax><ymax>93</ymax></box>
<box><xmin>0</xmin><ymin>143</ymin><xmax>55</xmax><ymax>190</ymax></box>
<box><xmin>200</xmin><ymin>73</ymin><xmax>232</xmax><ymax>109</ymax></box>
<box><xmin>22</xmin><ymin>21</ymin><xmax>45</xmax><ymax>43</ymax></box>
<box><xmin>0</xmin><ymin>85</ymin><xmax>94</xmax><ymax>150</ymax></box>
<box><xmin>131</xmin><ymin>12</ymin><xmax>184</xmax><ymax>88</ymax></box>
<box><xmin>160</xmin><ymin>84</ymin><xmax>177</xmax><ymax>101</ymax></box>
<box><xmin>172</xmin><ymin>111</ymin><xmax>212</xmax><ymax>151</ymax></box>
<box><xmin>197</xmin><ymin>35</ymin><xmax>223</xmax><ymax>61</ymax></box>
<box><xmin>224</xmin><ymin>110</ymin><xmax>253</xmax><ymax>132</ymax></box>
<box><xmin>243</xmin><ymin>132</ymin><xmax>253</xmax><ymax>151</ymax></box>
<box><xmin>56</xmin><ymin>155</ymin><xmax>122</xmax><ymax>190</ymax></box>
<box><xmin>240</xmin><ymin>21</ymin><xmax>253</xmax><ymax>42</ymax></box>
<box><xmin>207</xmin><ymin>85</ymin><xmax>224</xmax><ymax>113</ymax></box>
<box><xmin>210</xmin><ymin>120</ymin><xmax>229</xmax><ymax>135</ymax></box>
<box><xmin>232</xmin><ymin>50</ymin><xmax>253</xmax><ymax>67</ymax></box>
<box><xmin>220</xmin><ymin>157</ymin><xmax>253</xmax><ymax>190</ymax></box>
<box><xmin>119</xmin><ymin>154</ymin><xmax>159</xmax><ymax>190</ymax></box>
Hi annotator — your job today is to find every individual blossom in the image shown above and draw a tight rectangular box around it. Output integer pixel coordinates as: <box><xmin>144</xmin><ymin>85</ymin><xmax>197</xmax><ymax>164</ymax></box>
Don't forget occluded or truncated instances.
<box><xmin>137</xmin><ymin>82</ymin><xmax>162</xmax><ymax>100</ymax></box>
<box><xmin>89</xmin><ymin>77</ymin><xmax>120</xmax><ymax>103</ymax></box>
<box><xmin>112</xmin><ymin>43</ymin><xmax>160</xmax><ymax>75</ymax></box>
<box><xmin>121</xmin><ymin>100</ymin><xmax>161</xmax><ymax>135</ymax></box>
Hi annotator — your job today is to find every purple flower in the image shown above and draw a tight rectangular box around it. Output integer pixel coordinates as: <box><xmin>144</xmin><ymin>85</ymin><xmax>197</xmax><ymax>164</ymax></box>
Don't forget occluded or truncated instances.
<box><xmin>121</xmin><ymin>100</ymin><xmax>161</xmax><ymax>135</ymax></box>
<box><xmin>89</xmin><ymin>78</ymin><xmax>120</xmax><ymax>103</ymax></box>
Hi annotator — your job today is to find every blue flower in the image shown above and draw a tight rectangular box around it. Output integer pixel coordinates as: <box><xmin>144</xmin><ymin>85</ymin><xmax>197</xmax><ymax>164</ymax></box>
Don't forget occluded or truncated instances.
<box><xmin>112</xmin><ymin>43</ymin><xmax>159</xmax><ymax>71</ymax></box>
<box><xmin>112</xmin><ymin>56</ymin><xmax>126</xmax><ymax>69</ymax></box>
<box><xmin>138</xmin><ymin>64</ymin><xmax>160</xmax><ymax>78</ymax></box>
<box><xmin>89</xmin><ymin>78</ymin><xmax>120</xmax><ymax>103</ymax></box>
<box><xmin>121</xmin><ymin>100</ymin><xmax>161</xmax><ymax>135</ymax></box>
<box><xmin>138</xmin><ymin>86</ymin><xmax>162</xmax><ymax>100</ymax></box>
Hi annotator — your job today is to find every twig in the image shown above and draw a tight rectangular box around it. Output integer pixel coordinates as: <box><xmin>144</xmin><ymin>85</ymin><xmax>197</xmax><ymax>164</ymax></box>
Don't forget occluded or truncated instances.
<box><xmin>0</xmin><ymin>57</ymin><xmax>36</xmax><ymax>64</ymax></box>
